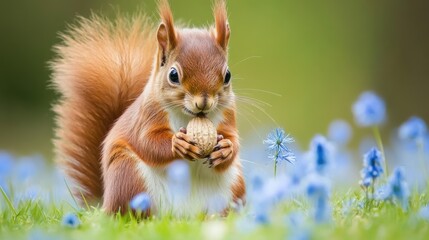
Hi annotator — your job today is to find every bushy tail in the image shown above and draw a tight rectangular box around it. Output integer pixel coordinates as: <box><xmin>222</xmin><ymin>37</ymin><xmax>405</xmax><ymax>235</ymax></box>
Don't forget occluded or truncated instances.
<box><xmin>50</xmin><ymin>13</ymin><xmax>157</xmax><ymax>204</ymax></box>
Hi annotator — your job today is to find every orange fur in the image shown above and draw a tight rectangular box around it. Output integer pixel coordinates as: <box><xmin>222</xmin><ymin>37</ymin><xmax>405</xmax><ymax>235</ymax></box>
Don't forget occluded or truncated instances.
<box><xmin>214</xmin><ymin>108</ymin><xmax>239</xmax><ymax>172</ymax></box>
<box><xmin>51</xmin><ymin>13</ymin><xmax>157</xmax><ymax>204</ymax></box>
<box><xmin>213</xmin><ymin>0</ymin><xmax>230</xmax><ymax>50</ymax></box>
<box><xmin>52</xmin><ymin>0</ymin><xmax>245</xmax><ymax>215</ymax></box>
<box><xmin>158</xmin><ymin>0</ymin><xmax>177</xmax><ymax>50</ymax></box>
<box><xmin>103</xmin><ymin>139</ymin><xmax>148</xmax><ymax>215</ymax></box>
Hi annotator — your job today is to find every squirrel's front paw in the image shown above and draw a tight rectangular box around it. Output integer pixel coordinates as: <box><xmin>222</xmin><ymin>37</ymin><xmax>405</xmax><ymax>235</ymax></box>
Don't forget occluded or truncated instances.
<box><xmin>205</xmin><ymin>137</ymin><xmax>233</xmax><ymax>168</ymax></box>
<box><xmin>172</xmin><ymin>128</ymin><xmax>204</xmax><ymax>161</ymax></box>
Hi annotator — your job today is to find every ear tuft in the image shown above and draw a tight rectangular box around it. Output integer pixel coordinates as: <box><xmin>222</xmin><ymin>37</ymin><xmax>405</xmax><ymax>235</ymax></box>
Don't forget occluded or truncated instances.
<box><xmin>157</xmin><ymin>0</ymin><xmax>177</xmax><ymax>54</ymax></box>
<box><xmin>213</xmin><ymin>0</ymin><xmax>230</xmax><ymax>50</ymax></box>
<box><xmin>157</xmin><ymin>23</ymin><xmax>168</xmax><ymax>66</ymax></box>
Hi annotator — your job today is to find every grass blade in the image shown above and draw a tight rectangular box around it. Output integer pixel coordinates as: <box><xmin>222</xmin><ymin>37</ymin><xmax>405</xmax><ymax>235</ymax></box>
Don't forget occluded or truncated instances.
<box><xmin>0</xmin><ymin>186</ymin><xmax>17</xmax><ymax>216</ymax></box>
<box><xmin>79</xmin><ymin>189</ymin><xmax>90</xmax><ymax>211</ymax></box>
<box><xmin>64</xmin><ymin>178</ymin><xmax>80</xmax><ymax>210</ymax></box>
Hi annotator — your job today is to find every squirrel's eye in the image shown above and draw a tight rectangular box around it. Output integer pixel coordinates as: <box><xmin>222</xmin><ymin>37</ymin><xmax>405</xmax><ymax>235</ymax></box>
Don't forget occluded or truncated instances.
<box><xmin>168</xmin><ymin>67</ymin><xmax>180</xmax><ymax>84</ymax></box>
<box><xmin>224</xmin><ymin>69</ymin><xmax>231</xmax><ymax>85</ymax></box>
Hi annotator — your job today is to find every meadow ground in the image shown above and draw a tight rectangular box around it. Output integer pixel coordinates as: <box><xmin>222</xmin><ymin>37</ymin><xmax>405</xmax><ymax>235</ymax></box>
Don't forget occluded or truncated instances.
<box><xmin>0</xmin><ymin>188</ymin><xmax>429</xmax><ymax>240</ymax></box>
<box><xmin>1</xmin><ymin>91</ymin><xmax>429</xmax><ymax>240</ymax></box>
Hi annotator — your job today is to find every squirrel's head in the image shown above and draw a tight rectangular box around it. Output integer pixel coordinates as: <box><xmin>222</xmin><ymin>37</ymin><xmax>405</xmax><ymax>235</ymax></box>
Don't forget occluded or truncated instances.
<box><xmin>154</xmin><ymin>0</ymin><xmax>234</xmax><ymax>119</ymax></box>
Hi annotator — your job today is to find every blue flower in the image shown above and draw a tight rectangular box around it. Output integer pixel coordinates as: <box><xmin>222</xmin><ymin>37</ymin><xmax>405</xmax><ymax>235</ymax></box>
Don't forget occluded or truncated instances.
<box><xmin>166</xmin><ymin>160</ymin><xmax>190</xmax><ymax>199</ymax></box>
<box><xmin>17</xmin><ymin>187</ymin><xmax>41</xmax><ymax>202</ymax></box>
<box><xmin>286</xmin><ymin>212</ymin><xmax>311</xmax><ymax>240</ymax></box>
<box><xmin>252</xmin><ymin>187</ymin><xmax>271</xmax><ymax>225</ymax></box>
<box><xmin>14</xmin><ymin>155</ymin><xmax>45</xmax><ymax>181</ymax></box>
<box><xmin>251</xmin><ymin>175</ymin><xmax>264</xmax><ymax>192</ymax></box>
<box><xmin>264</xmin><ymin>128</ymin><xmax>295</xmax><ymax>164</ymax></box>
<box><xmin>399</xmin><ymin>116</ymin><xmax>427</xmax><ymax>141</ymax></box>
<box><xmin>62</xmin><ymin>212</ymin><xmax>80</xmax><ymax>228</ymax></box>
<box><xmin>305</xmin><ymin>174</ymin><xmax>331</xmax><ymax>223</ymax></box>
<box><xmin>310</xmin><ymin>135</ymin><xmax>332</xmax><ymax>174</ymax></box>
<box><xmin>328</xmin><ymin>119</ymin><xmax>353</xmax><ymax>145</ymax></box>
<box><xmin>374</xmin><ymin>184</ymin><xmax>391</xmax><ymax>200</ymax></box>
<box><xmin>0</xmin><ymin>151</ymin><xmax>13</xmax><ymax>178</ymax></box>
<box><xmin>0</xmin><ymin>151</ymin><xmax>14</xmax><ymax>195</ymax></box>
<box><xmin>250</xmin><ymin>175</ymin><xmax>293</xmax><ymax>224</ymax></box>
<box><xmin>287</xmin><ymin>212</ymin><xmax>306</xmax><ymax>227</ymax></box>
<box><xmin>378</xmin><ymin>167</ymin><xmax>410</xmax><ymax>209</ymax></box>
<box><xmin>360</xmin><ymin>147</ymin><xmax>383</xmax><ymax>187</ymax></box>
<box><xmin>254</xmin><ymin>211</ymin><xmax>269</xmax><ymax>224</ymax></box>
<box><xmin>359</xmin><ymin>177</ymin><xmax>372</xmax><ymax>188</ymax></box>
<box><xmin>352</xmin><ymin>91</ymin><xmax>386</xmax><ymax>127</ymax></box>
<box><xmin>341</xmin><ymin>199</ymin><xmax>356</xmax><ymax>216</ymax></box>
<box><xmin>289</xmin><ymin>230</ymin><xmax>311</xmax><ymax>240</ymax></box>
<box><xmin>130</xmin><ymin>192</ymin><xmax>151</xmax><ymax>212</ymax></box>
<box><xmin>167</xmin><ymin>160</ymin><xmax>190</xmax><ymax>183</ymax></box>
<box><xmin>419</xmin><ymin>204</ymin><xmax>429</xmax><ymax>221</ymax></box>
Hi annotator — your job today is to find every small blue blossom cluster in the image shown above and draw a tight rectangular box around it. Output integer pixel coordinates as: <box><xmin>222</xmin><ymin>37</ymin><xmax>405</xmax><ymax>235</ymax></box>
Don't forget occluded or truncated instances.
<box><xmin>305</xmin><ymin>174</ymin><xmax>331</xmax><ymax>223</ymax></box>
<box><xmin>306</xmin><ymin>135</ymin><xmax>332</xmax><ymax>222</ymax></box>
<box><xmin>286</xmin><ymin>212</ymin><xmax>311</xmax><ymax>240</ymax></box>
<box><xmin>352</xmin><ymin>91</ymin><xmax>386</xmax><ymax>127</ymax></box>
<box><xmin>61</xmin><ymin>212</ymin><xmax>80</xmax><ymax>228</ymax></box>
<box><xmin>166</xmin><ymin>160</ymin><xmax>191</xmax><ymax>201</ymax></box>
<box><xmin>328</xmin><ymin>119</ymin><xmax>352</xmax><ymax>145</ymax></box>
<box><xmin>258</xmin><ymin>131</ymin><xmax>332</xmax><ymax>224</ymax></box>
<box><xmin>251</xmin><ymin>90</ymin><xmax>426</xmax><ymax>230</ymax></box>
<box><xmin>376</xmin><ymin>167</ymin><xmax>410</xmax><ymax>209</ymax></box>
<box><xmin>264</xmin><ymin>128</ymin><xmax>296</xmax><ymax>164</ymax></box>
<box><xmin>419</xmin><ymin>204</ymin><xmax>429</xmax><ymax>221</ymax></box>
<box><xmin>309</xmin><ymin>135</ymin><xmax>333</xmax><ymax>175</ymax></box>
<box><xmin>130</xmin><ymin>192</ymin><xmax>151</xmax><ymax>212</ymax></box>
<box><xmin>360</xmin><ymin>147</ymin><xmax>384</xmax><ymax>189</ymax></box>
<box><xmin>0</xmin><ymin>152</ymin><xmax>71</xmax><ymax>207</ymax></box>
<box><xmin>399</xmin><ymin>116</ymin><xmax>427</xmax><ymax>142</ymax></box>
<box><xmin>250</xmin><ymin>174</ymin><xmax>294</xmax><ymax>224</ymax></box>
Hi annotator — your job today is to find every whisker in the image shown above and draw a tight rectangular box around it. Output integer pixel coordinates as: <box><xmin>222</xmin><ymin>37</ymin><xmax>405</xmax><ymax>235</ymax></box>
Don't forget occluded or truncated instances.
<box><xmin>236</xmin><ymin>95</ymin><xmax>272</xmax><ymax>107</ymax></box>
<box><xmin>216</xmin><ymin>102</ymin><xmax>265</xmax><ymax>140</ymax></box>
<box><xmin>235</xmin><ymin>99</ymin><xmax>270</xmax><ymax>114</ymax></box>
<box><xmin>235</xmin><ymin>88</ymin><xmax>282</xmax><ymax>97</ymax></box>
<box><xmin>234</xmin><ymin>98</ymin><xmax>278</xmax><ymax>125</ymax></box>
<box><xmin>240</xmin><ymin>159</ymin><xmax>265</xmax><ymax>166</ymax></box>
<box><xmin>231</xmin><ymin>56</ymin><xmax>262</xmax><ymax>67</ymax></box>
<box><xmin>235</xmin><ymin>109</ymin><xmax>261</xmax><ymax>135</ymax></box>
<box><xmin>236</xmin><ymin>105</ymin><xmax>261</xmax><ymax>123</ymax></box>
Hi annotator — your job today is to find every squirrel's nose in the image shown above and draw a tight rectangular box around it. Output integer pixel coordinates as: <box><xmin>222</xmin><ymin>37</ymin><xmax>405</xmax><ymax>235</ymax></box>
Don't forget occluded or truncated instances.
<box><xmin>194</xmin><ymin>95</ymin><xmax>213</xmax><ymax>111</ymax></box>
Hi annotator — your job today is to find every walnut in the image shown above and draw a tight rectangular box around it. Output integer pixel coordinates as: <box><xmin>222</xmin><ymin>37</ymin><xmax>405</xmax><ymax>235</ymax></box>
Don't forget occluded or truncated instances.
<box><xmin>186</xmin><ymin>117</ymin><xmax>217</xmax><ymax>157</ymax></box>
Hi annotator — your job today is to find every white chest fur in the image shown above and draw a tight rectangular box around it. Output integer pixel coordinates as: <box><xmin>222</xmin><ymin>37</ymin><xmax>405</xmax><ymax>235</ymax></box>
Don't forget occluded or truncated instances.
<box><xmin>136</xmin><ymin>107</ymin><xmax>236</xmax><ymax>217</ymax></box>
<box><xmin>137</xmin><ymin>160</ymin><xmax>239</xmax><ymax>217</ymax></box>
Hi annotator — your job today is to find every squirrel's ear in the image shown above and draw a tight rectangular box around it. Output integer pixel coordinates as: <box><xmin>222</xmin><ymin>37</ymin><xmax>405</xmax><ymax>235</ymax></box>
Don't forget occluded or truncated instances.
<box><xmin>213</xmin><ymin>0</ymin><xmax>230</xmax><ymax>50</ymax></box>
<box><xmin>157</xmin><ymin>0</ymin><xmax>177</xmax><ymax>65</ymax></box>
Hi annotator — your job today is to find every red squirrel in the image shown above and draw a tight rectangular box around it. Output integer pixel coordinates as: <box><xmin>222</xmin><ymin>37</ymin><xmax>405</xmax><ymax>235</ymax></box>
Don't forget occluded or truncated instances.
<box><xmin>51</xmin><ymin>0</ymin><xmax>245</xmax><ymax>216</ymax></box>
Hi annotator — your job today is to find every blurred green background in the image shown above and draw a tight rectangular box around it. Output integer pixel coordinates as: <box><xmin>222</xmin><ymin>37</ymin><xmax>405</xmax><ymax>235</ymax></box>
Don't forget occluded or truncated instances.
<box><xmin>1</xmin><ymin>0</ymin><xmax>428</xmax><ymax>159</ymax></box>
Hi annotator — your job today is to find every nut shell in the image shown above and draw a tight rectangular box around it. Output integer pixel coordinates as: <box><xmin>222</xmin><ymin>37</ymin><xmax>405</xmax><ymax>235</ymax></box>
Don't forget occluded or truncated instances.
<box><xmin>186</xmin><ymin>117</ymin><xmax>217</xmax><ymax>157</ymax></box>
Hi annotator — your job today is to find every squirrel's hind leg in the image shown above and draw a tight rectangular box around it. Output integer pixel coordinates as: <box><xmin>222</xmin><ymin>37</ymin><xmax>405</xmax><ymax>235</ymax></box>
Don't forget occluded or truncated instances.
<box><xmin>231</xmin><ymin>171</ymin><xmax>246</xmax><ymax>205</ymax></box>
<box><xmin>222</xmin><ymin>167</ymin><xmax>246</xmax><ymax>216</ymax></box>
<box><xmin>102</xmin><ymin>140</ymin><xmax>149</xmax><ymax>216</ymax></box>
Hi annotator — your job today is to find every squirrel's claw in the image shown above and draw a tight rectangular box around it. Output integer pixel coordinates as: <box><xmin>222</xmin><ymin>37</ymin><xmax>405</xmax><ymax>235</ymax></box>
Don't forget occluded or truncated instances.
<box><xmin>207</xmin><ymin>139</ymin><xmax>233</xmax><ymax>168</ymax></box>
<box><xmin>179</xmin><ymin>127</ymin><xmax>187</xmax><ymax>134</ymax></box>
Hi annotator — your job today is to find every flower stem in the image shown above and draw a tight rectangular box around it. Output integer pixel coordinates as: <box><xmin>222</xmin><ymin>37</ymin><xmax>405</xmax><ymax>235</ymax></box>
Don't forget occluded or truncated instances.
<box><xmin>274</xmin><ymin>148</ymin><xmax>278</xmax><ymax>178</ymax></box>
<box><xmin>373</xmin><ymin>126</ymin><xmax>388</xmax><ymax>177</ymax></box>
<box><xmin>274</xmin><ymin>160</ymin><xmax>277</xmax><ymax>178</ymax></box>
<box><xmin>365</xmin><ymin>188</ymin><xmax>369</xmax><ymax>203</ymax></box>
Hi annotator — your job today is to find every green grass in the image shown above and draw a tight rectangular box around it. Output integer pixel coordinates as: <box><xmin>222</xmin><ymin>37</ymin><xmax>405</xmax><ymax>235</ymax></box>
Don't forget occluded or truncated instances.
<box><xmin>1</xmin><ymin>188</ymin><xmax>429</xmax><ymax>240</ymax></box>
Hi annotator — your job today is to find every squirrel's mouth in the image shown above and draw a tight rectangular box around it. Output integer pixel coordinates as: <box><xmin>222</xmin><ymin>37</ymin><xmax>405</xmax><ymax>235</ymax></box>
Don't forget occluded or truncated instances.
<box><xmin>183</xmin><ymin>107</ymin><xmax>206</xmax><ymax>117</ymax></box>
